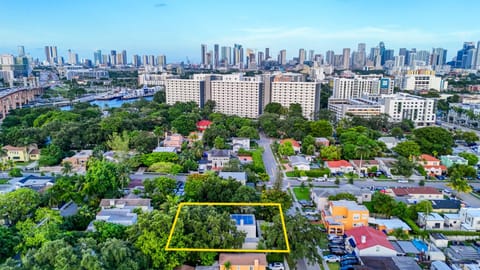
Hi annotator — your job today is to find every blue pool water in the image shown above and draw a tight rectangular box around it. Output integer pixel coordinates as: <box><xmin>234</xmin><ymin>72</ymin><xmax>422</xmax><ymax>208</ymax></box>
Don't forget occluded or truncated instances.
<box><xmin>61</xmin><ymin>96</ymin><xmax>153</xmax><ymax>110</ymax></box>
<box><xmin>412</xmin><ymin>239</ymin><xmax>428</xmax><ymax>252</ymax></box>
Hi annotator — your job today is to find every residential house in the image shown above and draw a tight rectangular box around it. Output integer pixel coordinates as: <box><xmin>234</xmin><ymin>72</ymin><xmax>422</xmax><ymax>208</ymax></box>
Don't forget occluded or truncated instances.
<box><xmin>445</xmin><ymin>245</ymin><xmax>480</xmax><ymax>264</ymax></box>
<box><xmin>350</xmin><ymin>159</ymin><xmax>379</xmax><ymax>175</ymax></box>
<box><xmin>88</xmin><ymin>199</ymin><xmax>152</xmax><ymax>230</ymax></box>
<box><xmin>231</xmin><ymin>214</ymin><xmax>258</xmax><ymax>249</ymax></box>
<box><xmin>62</xmin><ymin>150</ymin><xmax>93</xmax><ymax>172</ymax></box>
<box><xmin>417</xmin><ymin>154</ymin><xmax>446</xmax><ymax>176</ymax></box>
<box><xmin>232</xmin><ymin>137</ymin><xmax>250</xmax><ymax>153</ymax></box>
<box><xmin>238</xmin><ymin>155</ymin><xmax>253</xmax><ymax>165</ymax></box>
<box><xmin>219</xmin><ymin>172</ymin><xmax>247</xmax><ymax>185</ymax></box>
<box><xmin>196</xmin><ymin>120</ymin><xmax>212</xmax><ymax>132</ymax></box>
<box><xmin>429</xmin><ymin>233</ymin><xmax>449</xmax><ymax>248</ymax></box>
<box><xmin>321</xmin><ymin>200</ymin><xmax>369</xmax><ymax>235</ymax></box>
<box><xmin>207</xmin><ymin>149</ymin><xmax>231</xmax><ymax>170</ymax></box>
<box><xmin>370</xmin><ymin>218</ymin><xmax>411</xmax><ymax>233</ymax></box>
<box><xmin>311</xmin><ymin>184</ymin><xmax>372</xmax><ymax>211</ymax></box>
<box><xmin>440</xmin><ymin>155</ymin><xmax>468</xmax><ymax>168</ymax></box>
<box><xmin>430</xmin><ymin>261</ymin><xmax>452</xmax><ymax>270</ymax></box>
<box><xmin>345</xmin><ymin>226</ymin><xmax>397</xmax><ymax>257</ymax></box>
<box><xmin>431</xmin><ymin>200</ymin><xmax>461</xmax><ymax>213</ymax></box>
<box><xmin>418</xmin><ymin>212</ymin><xmax>444</xmax><ymax>230</ymax></box>
<box><xmin>378</xmin><ymin>137</ymin><xmax>398</xmax><ymax>150</ymax></box>
<box><xmin>375</xmin><ymin>157</ymin><xmax>397</xmax><ymax>177</ymax></box>
<box><xmin>459</xmin><ymin>207</ymin><xmax>480</xmax><ymax>231</ymax></box>
<box><xmin>152</xmin><ymin>146</ymin><xmax>177</xmax><ymax>153</ymax></box>
<box><xmin>325</xmin><ymin>160</ymin><xmax>354</xmax><ymax>174</ymax></box>
<box><xmin>390</xmin><ymin>187</ymin><xmax>443</xmax><ymax>203</ymax></box>
<box><xmin>3</xmin><ymin>144</ymin><xmax>40</xmax><ymax>162</ymax></box>
<box><xmin>315</xmin><ymin>137</ymin><xmax>330</xmax><ymax>147</ymax></box>
<box><xmin>279</xmin><ymin>138</ymin><xmax>301</xmax><ymax>153</ymax></box>
<box><xmin>11</xmin><ymin>175</ymin><xmax>55</xmax><ymax>191</ymax></box>
<box><xmin>289</xmin><ymin>155</ymin><xmax>310</xmax><ymax>171</ymax></box>
<box><xmin>164</xmin><ymin>133</ymin><xmax>184</xmax><ymax>152</ymax></box>
<box><xmin>218</xmin><ymin>253</ymin><xmax>267</xmax><ymax>270</ymax></box>
<box><xmin>444</xmin><ymin>214</ymin><xmax>461</xmax><ymax>230</ymax></box>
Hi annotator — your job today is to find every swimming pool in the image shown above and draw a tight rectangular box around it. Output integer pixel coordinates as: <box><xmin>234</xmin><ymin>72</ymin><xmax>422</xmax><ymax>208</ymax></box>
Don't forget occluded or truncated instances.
<box><xmin>412</xmin><ymin>239</ymin><xmax>428</xmax><ymax>252</ymax></box>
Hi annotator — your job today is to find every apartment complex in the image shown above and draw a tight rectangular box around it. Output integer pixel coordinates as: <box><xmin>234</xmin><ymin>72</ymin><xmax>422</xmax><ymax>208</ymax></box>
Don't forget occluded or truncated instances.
<box><xmin>400</xmin><ymin>70</ymin><xmax>447</xmax><ymax>91</ymax></box>
<box><xmin>331</xmin><ymin>75</ymin><xmax>394</xmax><ymax>99</ymax></box>
<box><xmin>328</xmin><ymin>98</ymin><xmax>384</xmax><ymax>120</ymax></box>
<box><xmin>165</xmin><ymin>73</ymin><xmax>321</xmax><ymax>120</ymax></box>
<box><xmin>382</xmin><ymin>93</ymin><xmax>436</xmax><ymax>126</ymax></box>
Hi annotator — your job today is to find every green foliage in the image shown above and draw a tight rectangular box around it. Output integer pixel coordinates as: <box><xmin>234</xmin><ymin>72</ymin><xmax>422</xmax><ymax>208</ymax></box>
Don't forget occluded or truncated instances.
<box><xmin>171</xmin><ymin>114</ymin><xmax>200</xmax><ymax>136</ymax></box>
<box><xmin>393</xmin><ymin>141</ymin><xmax>421</xmax><ymax>158</ymax></box>
<box><xmin>287</xmin><ymin>168</ymin><xmax>331</xmax><ymax>178</ymax></box>
<box><xmin>459</xmin><ymin>152</ymin><xmax>479</xmax><ymax>166</ymax></box>
<box><xmin>310</xmin><ymin>120</ymin><xmax>333</xmax><ymax>137</ymax></box>
<box><xmin>82</xmin><ymin>159</ymin><xmax>130</xmax><ymax>200</ymax></box>
<box><xmin>148</xmin><ymin>162</ymin><xmax>183</xmax><ymax>174</ymax></box>
<box><xmin>0</xmin><ymin>188</ymin><xmax>40</xmax><ymax>225</ymax></box>
<box><xmin>39</xmin><ymin>144</ymin><xmax>64</xmax><ymax>166</ymax></box>
<box><xmin>392</xmin><ymin>156</ymin><xmax>415</xmax><ymax>177</ymax></box>
<box><xmin>143</xmin><ymin>176</ymin><xmax>177</xmax><ymax>207</ymax></box>
<box><xmin>250</xmin><ymin>148</ymin><xmax>266</xmax><ymax>173</ymax></box>
<box><xmin>339</xmin><ymin>128</ymin><xmax>383</xmax><ymax>160</ymax></box>
<box><xmin>301</xmin><ymin>135</ymin><xmax>316</xmax><ymax>155</ymax></box>
<box><xmin>264</xmin><ymin>102</ymin><xmax>284</xmax><ymax>114</ymax></box>
<box><xmin>320</xmin><ymin>145</ymin><xmax>341</xmax><ymax>161</ymax></box>
<box><xmin>328</xmin><ymin>193</ymin><xmax>357</xmax><ymax>202</ymax></box>
<box><xmin>140</xmin><ymin>152</ymin><xmax>179</xmax><ymax>167</ymax></box>
<box><xmin>371</xmin><ymin>192</ymin><xmax>397</xmax><ymax>218</ymax></box>
<box><xmin>390</xmin><ymin>228</ymin><xmax>409</xmax><ymax>240</ymax></box>
<box><xmin>413</xmin><ymin>127</ymin><xmax>454</xmax><ymax>156</ymax></box>
<box><xmin>236</xmin><ymin>125</ymin><xmax>259</xmax><ymax>139</ymax></box>
<box><xmin>390</xmin><ymin>127</ymin><xmax>404</xmax><ymax>138</ymax></box>
<box><xmin>93</xmin><ymin>221</ymin><xmax>127</xmax><ymax>242</ymax></box>
<box><xmin>8</xmin><ymin>167</ymin><xmax>22</xmax><ymax>177</ymax></box>
<box><xmin>214</xmin><ymin>136</ymin><xmax>226</xmax><ymax>149</ymax></box>
<box><xmin>278</xmin><ymin>141</ymin><xmax>295</xmax><ymax>156</ymax></box>
<box><xmin>0</xmin><ymin>227</ymin><xmax>21</xmax><ymax>263</ymax></box>
<box><xmin>184</xmin><ymin>173</ymin><xmax>250</xmax><ymax>202</ymax></box>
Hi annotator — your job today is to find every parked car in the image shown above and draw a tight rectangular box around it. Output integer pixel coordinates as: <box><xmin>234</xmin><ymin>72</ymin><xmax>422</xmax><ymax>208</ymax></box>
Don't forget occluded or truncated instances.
<box><xmin>268</xmin><ymin>262</ymin><xmax>285</xmax><ymax>270</ymax></box>
<box><xmin>323</xmin><ymin>255</ymin><xmax>340</xmax><ymax>263</ymax></box>
<box><xmin>330</xmin><ymin>248</ymin><xmax>347</xmax><ymax>255</ymax></box>
<box><xmin>327</xmin><ymin>234</ymin><xmax>339</xmax><ymax>240</ymax></box>
<box><xmin>436</xmin><ymin>175</ymin><xmax>446</xmax><ymax>180</ymax></box>
<box><xmin>340</xmin><ymin>265</ymin><xmax>355</xmax><ymax>270</ymax></box>
<box><xmin>341</xmin><ymin>255</ymin><xmax>357</xmax><ymax>261</ymax></box>
<box><xmin>341</xmin><ymin>259</ymin><xmax>359</xmax><ymax>267</ymax></box>
<box><xmin>329</xmin><ymin>239</ymin><xmax>345</xmax><ymax>244</ymax></box>
<box><xmin>397</xmin><ymin>179</ymin><xmax>408</xmax><ymax>183</ymax></box>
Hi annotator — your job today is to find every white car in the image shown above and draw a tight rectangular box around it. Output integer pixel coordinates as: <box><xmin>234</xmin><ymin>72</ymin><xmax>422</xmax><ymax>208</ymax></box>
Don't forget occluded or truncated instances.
<box><xmin>397</xmin><ymin>179</ymin><xmax>408</xmax><ymax>183</ymax></box>
<box><xmin>323</xmin><ymin>254</ymin><xmax>340</xmax><ymax>263</ymax></box>
<box><xmin>268</xmin><ymin>262</ymin><xmax>285</xmax><ymax>270</ymax></box>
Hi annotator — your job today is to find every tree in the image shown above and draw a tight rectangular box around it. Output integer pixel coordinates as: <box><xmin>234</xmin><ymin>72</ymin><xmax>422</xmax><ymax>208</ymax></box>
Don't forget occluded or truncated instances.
<box><xmin>461</xmin><ymin>131</ymin><xmax>479</xmax><ymax>144</ymax></box>
<box><xmin>413</xmin><ymin>127</ymin><xmax>454</xmax><ymax>156</ymax></box>
<box><xmin>320</xmin><ymin>145</ymin><xmax>341</xmax><ymax>161</ymax></box>
<box><xmin>262</xmin><ymin>214</ymin><xmax>323</xmax><ymax>268</ymax></box>
<box><xmin>0</xmin><ymin>188</ymin><xmax>40</xmax><ymax>225</ymax></box>
<box><xmin>82</xmin><ymin>159</ymin><xmax>129</xmax><ymax>201</ymax></box>
<box><xmin>236</xmin><ymin>126</ymin><xmax>259</xmax><ymax>139</ymax></box>
<box><xmin>38</xmin><ymin>144</ymin><xmax>64</xmax><ymax>166</ymax></box>
<box><xmin>8</xmin><ymin>167</ymin><xmax>22</xmax><ymax>177</ymax></box>
<box><xmin>171</xmin><ymin>114</ymin><xmax>199</xmax><ymax>136</ymax></box>
<box><xmin>392</xmin><ymin>156</ymin><xmax>415</xmax><ymax>177</ymax></box>
<box><xmin>153</xmin><ymin>90</ymin><xmax>166</xmax><ymax>103</ymax></box>
<box><xmin>310</xmin><ymin>120</ymin><xmax>333</xmax><ymax>137</ymax></box>
<box><xmin>391</xmin><ymin>228</ymin><xmax>409</xmax><ymax>240</ymax></box>
<box><xmin>278</xmin><ymin>141</ymin><xmax>295</xmax><ymax>156</ymax></box>
<box><xmin>0</xmin><ymin>227</ymin><xmax>20</xmax><ymax>263</ymax></box>
<box><xmin>301</xmin><ymin>135</ymin><xmax>315</xmax><ymax>155</ymax></box>
<box><xmin>447</xmin><ymin>177</ymin><xmax>472</xmax><ymax>196</ymax></box>
<box><xmin>106</xmin><ymin>130</ymin><xmax>131</xmax><ymax>162</ymax></box>
<box><xmin>449</xmin><ymin>164</ymin><xmax>477</xmax><ymax>179</ymax></box>
<box><xmin>328</xmin><ymin>193</ymin><xmax>357</xmax><ymax>202</ymax></box>
<box><xmin>143</xmin><ymin>176</ymin><xmax>177</xmax><ymax>208</ymax></box>
<box><xmin>288</xmin><ymin>103</ymin><xmax>303</xmax><ymax>118</ymax></box>
<box><xmin>264</xmin><ymin>102</ymin><xmax>283</xmax><ymax>114</ymax></box>
<box><xmin>459</xmin><ymin>152</ymin><xmax>479</xmax><ymax>166</ymax></box>
<box><xmin>371</xmin><ymin>192</ymin><xmax>396</xmax><ymax>218</ymax></box>
<box><xmin>214</xmin><ymin>136</ymin><xmax>226</xmax><ymax>149</ymax></box>
<box><xmin>153</xmin><ymin>126</ymin><xmax>166</xmax><ymax>148</ymax></box>
<box><xmin>390</xmin><ymin>127</ymin><xmax>404</xmax><ymax>139</ymax></box>
<box><xmin>61</xmin><ymin>161</ymin><xmax>73</xmax><ymax>175</ymax></box>
<box><xmin>393</xmin><ymin>141</ymin><xmax>421</xmax><ymax>158</ymax></box>
<box><xmin>259</xmin><ymin>189</ymin><xmax>292</xmax><ymax>220</ymax></box>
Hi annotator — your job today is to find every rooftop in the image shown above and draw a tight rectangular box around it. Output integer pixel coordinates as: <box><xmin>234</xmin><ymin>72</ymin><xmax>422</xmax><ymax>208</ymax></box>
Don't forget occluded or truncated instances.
<box><xmin>99</xmin><ymin>198</ymin><xmax>151</xmax><ymax>208</ymax></box>
<box><xmin>152</xmin><ymin>146</ymin><xmax>177</xmax><ymax>153</ymax></box>
<box><xmin>289</xmin><ymin>155</ymin><xmax>309</xmax><ymax>165</ymax></box>
<box><xmin>372</xmin><ymin>218</ymin><xmax>411</xmax><ymax>231</ymax></box>
<box><xmin>418</xmin><ymin>212</ymin><xmax>444</xmax><ymax>221</ymax></box>
<box><xmin>325</xmin><ymin>160</ymin><xmax>352</xmax><ymax>168</ymax></box>
<box><xmin>431</xmin><ymin>199</ymin><xmax>462</xmax><ymax>210</ymax></box>
<box><xmin>350</xmin><ymin>159</ymin><xmax>379</xmax><ymax>167</ymax></box>
<box><xmin>378</xmin><ymin>137</ymin><xmax>398</xmax><ymax>144</ymax></box>
<box><xmin>419</xmin><ymin>154</ymin><xmax>439</xmax><ymax>162</ymax></box>
<box><xmin>218</xmin><ymin>172</ymin><xmax>247</xmax><ymax>182</ymax></box>
<box><xmin>312</xmin><ymin>184</ymin><xmax>370</xmax><ymax>197</ymax></box>
<box><xmin>446</xmin><ymin>245</ymin><xmax>480</xmax><ymax>262</ymax></box>
<box><xmin>231</xmin><ymin>214</ymin><xmax>255</xmax><ymax>226</ymax></box>
<box><xmin>219</xmin><ymin>253</ymin><xmax>267</xmax><ymax>266</ymax></box>
<box><xmin>208</xmin><ymin>149</ymin><xmax>230</xmax><ymax>157</ymax></box>
<box><xmin>391</xmin><ymin>187</ymin><xmax>441</xmax><ymax>196</ymax></box>
<box><xmin>280</xmin><ymin>138</ymin><xmax>300</xmax><ymax>148</ymax></box>
<box><xmin>393</xmin><ymin>240</ymin><xmax>420</xmax><ymax>254</ymax></box>
<box><xmin>346</xmin><ymin>226</ymin><xmax>394</xmax><ymax>251</ymax></box>
<box><xmin>331</xmin><ymin>200</ymin><xmax>368</xmax><ymax>211</ymax></box>
<box><xmin>70</xmin><ymin>150</ymin><xmax>93</xmax><ymax>158</ymax></box>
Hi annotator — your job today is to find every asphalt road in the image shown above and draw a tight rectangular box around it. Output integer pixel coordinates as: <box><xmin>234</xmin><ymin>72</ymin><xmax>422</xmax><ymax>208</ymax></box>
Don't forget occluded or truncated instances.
<box><xmin>438</xmin><ymin>120</ymin><xmax>480</xmax><ymax>137</ymax></box>
<box><xmin>258</xmin><ymin>132</ymin><xmax>279</xmax><ymax>184</ymax></box>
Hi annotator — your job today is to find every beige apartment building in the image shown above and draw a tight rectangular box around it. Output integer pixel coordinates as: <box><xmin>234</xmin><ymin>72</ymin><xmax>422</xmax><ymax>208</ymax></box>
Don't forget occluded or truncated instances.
<box><xmin>165</xmin><ymin>79</ymin><xmax>203</xmax><ymax>106</ymax></box>
<box><xmin>211</xmin><ymin>80</ymin><xmax>261</xmax><ymax>118</ymax></box>
<box><xmin>270</xmin><ymin>81</ymin><xmax>320</xmax><ymax>120</ymax></box>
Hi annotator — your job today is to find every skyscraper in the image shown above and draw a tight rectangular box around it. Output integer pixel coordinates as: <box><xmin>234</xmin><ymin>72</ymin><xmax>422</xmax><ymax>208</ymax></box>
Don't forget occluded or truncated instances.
<box><xmin>18</xmin><ymin>46</ymin><xmax>25</xmax><ymax>57</ymax></box>
<box><xmin>279</xmin><ymin>49</ymin><xmax>287</xmax><ymax>65</ymax></box>
<box><xmin>68</xmin><ymin>49</ymin><xmax>78</xmax><ymax>65</ymax></box>
<box><xmin>326</xmin><ymin>50</ymin><xmax>335</xmax><ymax>65</ymax></box>
<box><xmin>308</xmin><ymin>50</ymin><xmax>315</xmax><ymax>62</ymax></box>
<box><xmin>201</xmin><ymin>44</ymin><xmax>207</xmax><ymax>66</ymax></box>
<box><xmin>44</xmin><ymin>45</ymin><xmax>58</xmax><ymax>65</ymax></box>
<box><xmin>299</xmin><ymin>48</ymin><xmax>305</xmax><ymax>64</ymax></box>
<box><xmin>378</xmin><ymin>41</ymin><xmax>386</xmax><ymax>65</ymax></box>
<box><xmin>455</xmin><ymin>42</ymin><xmax>475</xmax><ymax>68</ymax></box>
<box><xmin>233</xmin><ymin>44</ymin><xmax>242</xmax><ymax>66</ymax></box>
<box><xmin>431</xmin><ymin>48</ymin><xmax>447</xmax><ymax>67</ymax></box>
<box><xmin>474</xmin><ymin>42</ymin><xmax>480</xmax><ymax>70</ymax></box>
<box><xmin>121</xmin><ymin>50</ymin><xmax>127</xmax><ymax>65</ymax></box>
<box><xmin>415</xmin><ymin>50</ymin><xmax>430</xmax><ymax>64</ymax></box>
<box><xmin>352</xmin><ymin>43</ymin><xmax>366</xmax><ymax>69</ymax></box>
<box><xmin>94</xmin><ymin>50</ymin><xmax>102</xmax><ymax>65</ymax></box>
<box><xmin>214</xmin><ymin>44</ymin><xmax>219</xmax><ymax>68</ymax></box>
<box><xmin>342</xmin><ymin>48</ymin><xmax>351</xmax><ymax>69</ymax></box>
<box><xmin>110</xmin><ymin>50</ymin><xmax>117</xmax><ymax>65</ymax></box>
<box><xmin>132</xmin><ymin>55</ymin><xmax>140</xmax><ymax>67</ymax></box>
<box><xmin>44</xmin><ymin>46</ymin><xmax>51</xmax><ymax>64</ymax></box>
<box><xmin>265</xmin><ymin>48</ymin><xmax>270</xmax><ymax>60</ymax></box>
<box><xmin>258</xmin><ymin>51</ymin><xmax>264</xmax><ymax>66</ymax></box>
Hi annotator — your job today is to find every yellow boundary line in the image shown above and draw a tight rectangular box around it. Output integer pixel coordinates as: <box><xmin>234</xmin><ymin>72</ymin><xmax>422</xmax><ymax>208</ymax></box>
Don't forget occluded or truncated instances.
<box><xmin>165</xmin><ymin>202</ymin><xmax>290</xmax><ymax>253</ymax></box>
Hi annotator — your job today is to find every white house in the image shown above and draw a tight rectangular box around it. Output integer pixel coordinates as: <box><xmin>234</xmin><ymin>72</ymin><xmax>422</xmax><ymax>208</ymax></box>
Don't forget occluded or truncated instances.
<box><xmin>444</xmin><ymin>214</ymin><xmax>461</xmax><ymax>230</ymax></box>
<box><xmin>289</xmin><ymin>155</ymin><xmax>310</xmax><ymax>171</ymax></box>
<box><xmin>418</xmin><ymin>212</ymin><xmax>444</xmax><ymax>230</ymax></box>
<box><xmin>311</xmin><ymin>184</ymin><xmax>372</xmax><ymax>211</ymax></box>
<box><xmin>378</xmin><ymin>137</ymin><xmax>399</xmax><ymax>150</ymax></box>
<box><xmin>207</xmin><ymin>149</ymin><xmax>231</xmax><ymax>169</ymax></box>
<box><xmin>232</xmin><ymin>137</ymin><xmax>250</xmax><ymax>153</ymax></box>
<box><xmin>459</xmin><ymin>208</ymin><xmax>480</xmax><ymax>231</ymax></box>
<box><xmin>346</xmin><ymin>226</ymin><xmax>397</xmax><ymax>257</ymax></box>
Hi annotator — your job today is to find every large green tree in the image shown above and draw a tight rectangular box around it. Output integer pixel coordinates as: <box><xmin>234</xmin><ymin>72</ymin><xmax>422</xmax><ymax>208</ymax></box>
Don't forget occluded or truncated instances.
<box><xmin>310</xmin><ymin>120</ymin><xmax>333</xmax><ymax>137</ymax></box>
<box><xmin>143</xmin><ymin>176</ymin><xmax>177</xmax><ymax>208</ymax></box>
<box><xmin>0</xmin><ymin>188</ymin><xmax>40</xmax><ymax>225</ymax></box>
<box><xmin>458</xmin><ymin>152</ymin><xmax>479</xmax><ymax>166</ymax></box>
<box><xmin>393</xmin><ymin>141</ymin><xmax>421</xmax><ymax>158</ymax></box>
<box><xmin>413</xmin><ymin>127</ymin><xmax>454</xmax><ymax>155</ymax></box>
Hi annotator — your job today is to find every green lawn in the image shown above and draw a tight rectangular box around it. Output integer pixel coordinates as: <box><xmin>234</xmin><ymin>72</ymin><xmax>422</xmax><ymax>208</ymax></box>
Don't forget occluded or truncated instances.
<box><xmin>0</xmin><ymin>179</ymin><xmax>9</xmax><ymax>184</ymax></box>
<box><xmin>328</xmin><ymin>263</ymin><xmax>340</xmax><ymax>270</ymax></box>
<box><xmin>293</xmin><ymin>187</ymin><xmax>310</xmax><ymax>200</ymax></box>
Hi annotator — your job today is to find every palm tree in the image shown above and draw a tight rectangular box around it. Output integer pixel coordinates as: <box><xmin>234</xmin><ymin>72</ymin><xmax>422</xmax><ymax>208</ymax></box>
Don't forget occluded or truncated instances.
<box><xmin>153</xmin><ymin>126</ymin><xmax>166</xmax><ymax>148</ymax></box>
<box><xmin>355</xmin><ymin>145</ymin><xmax>371</xmax><ymax>175</ymax></box>
<box><xmin>447</xmin><ymin>177</ymin><xmax>472</xmax><ymax>197</ymax></box>
<box><xmin>61</xmin><ymin>161</ymin><xmax>73</xmax><ymax>175</ymax></box>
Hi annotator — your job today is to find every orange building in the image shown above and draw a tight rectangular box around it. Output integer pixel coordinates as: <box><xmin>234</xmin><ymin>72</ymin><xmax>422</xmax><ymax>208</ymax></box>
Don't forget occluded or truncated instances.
<box><xmin>321</xmin><ymin>200</ymin><xmax>369</xmax><ymax>235</ymax></box>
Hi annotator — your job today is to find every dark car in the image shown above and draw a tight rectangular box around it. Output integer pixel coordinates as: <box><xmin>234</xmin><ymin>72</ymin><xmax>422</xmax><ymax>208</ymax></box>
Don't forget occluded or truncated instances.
<box><xmin>340</xmin><ymin>266</ymin><xmax>355</xmax><ymax>270</ymax></box>
<box><xmin>341</xmin><ymin>255</ymin><xmax>357</xmax><ymax>261</ymax></box>
<box><xmin>330</xmin><ymin>248</ymin><xmax>347</xmax><ymax>255</ymax></box>
<box><xmin>329</xmin><ymin>238</ymin><xmax>345</xmax><ymax>244</ymax></box>
<box><xmin>341</xmin><ymin>259</ymin><xmax>359</xmax><ymax>267</ymax></box>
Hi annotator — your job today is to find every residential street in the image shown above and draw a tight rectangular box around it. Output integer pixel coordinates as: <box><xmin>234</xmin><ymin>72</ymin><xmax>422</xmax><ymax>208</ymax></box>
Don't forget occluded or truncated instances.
<box><xmin>258</xmin><ymin>132</ymin><xmax>279</xmax><ymax>184</ymax></box>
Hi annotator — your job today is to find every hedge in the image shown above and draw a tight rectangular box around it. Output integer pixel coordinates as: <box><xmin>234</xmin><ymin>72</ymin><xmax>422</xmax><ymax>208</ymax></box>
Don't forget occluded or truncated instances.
<box><xmin>251</xmin><ymin>149</ymin><xmax>266</xmax><ymax>173</ymax></box>
<box><xmin>288</xmin><ymin>168</ymin><xmax>331</xmax><ymax>178</ymax></box>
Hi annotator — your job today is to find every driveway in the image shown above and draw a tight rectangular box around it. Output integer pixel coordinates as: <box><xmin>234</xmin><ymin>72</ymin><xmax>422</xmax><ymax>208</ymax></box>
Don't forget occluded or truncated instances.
<box><xmin>258</xmin><ymin>132</ymin><xmax>279</xmax><ymax>183</ymax></box>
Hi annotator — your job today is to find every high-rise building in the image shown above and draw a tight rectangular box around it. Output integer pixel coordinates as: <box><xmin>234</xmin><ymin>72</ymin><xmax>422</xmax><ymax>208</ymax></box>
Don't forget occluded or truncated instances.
<box><xmin>279</xmin><ymin>49</ymin><xmax>287</xmax><ymax>65</ymax></box>
<box><xmin>214</xmin><ymin>44</ymin><xmax>219</xmax><ymax>68</ymax></box>
<box><xmin>325</xmin><ymin>50</ymin><xmax>335</xmax><ymax>65</ymax></box>
<box><xmin>299</xmin><ymin>48</ymin><xmax>306</xmax><ymax>64</ymax></box>
<box><xmin>201</xmin><ymin>44</ymin><xmax>207</xmax><ymax>66</ymax></box>
<box><xmin>157</xmin><ymin>55</ymin><xmax>166</xmax><ymax>67</ymax></box>
<box><xmin>233</xmin><ymin>44</ymin><xmax>242</xmax><ymax>66</ymax></box>
<box><xmin>132</xmin><ymin>55</ymin><xmax>140</xmax><ymax>67</ymax></box>
<box><xmin>342</xmin><ymin>48</ymin><xmax>351</xmax><ymax>69</ymax></box>
<box><xmin>258</xmin><ymin>52</ymin><xmax>264</xmax><ymax>66</ymax></box>
<box><xmin>221</xmin><ymin>46</ymin><xmax>230</xmax><ymax>67</ymax></box>
<box><xmin>94</xmin><ymin>50</ymin><xmax>102</xmax><ymax>65</ymax></box>
<box><xmin>44</xmin><ymin>46</ymin><xmax>51</xmax><ymax>64</ymax></box>
<box><xmin>142</xmin><ymin>55</ymin><xmax>148</xmax><ymax>66</ymax></box>
<box><xmin>265</xmin><ymin>48</ymin><xmax>270</xmax><ymax>60</ymax></box>
<box><xmin>455</xmin><ymin>42</ymin><xmax>475</xmax><ymax>68</ymax></box>
<box><xmin>399</xmin><ymin>48</ymin><xmax>407</xmax><ymax>59</ymax></box>
<box><xmin>383</xmin><ymin>49</ymin><xmax>394</xmax><ymax>63</ymax></box>
<box><xmin>17</xmin><ymin>46</ymin><xmax>25</xmax><ymax>57</ymax></box>
<box><xmin>406</xmin><ymin>49</ymin><xmax>417</xmax><ymax>66</ymax></box>
<box><xmin>110</xmin><ymin>50</ymin><xmax>117</xmax><ymax>66</ymax></box>
<box><xmin>308</xmin><ymin>50</ymin><xmax>315</xmax><ymax>62</ymax></box>
<box><xmin>331</xmin><ymin>76</ymin><xmax>394</xmax><ymax>100</ymax></box>
<box><xmin>121</xmin><ymin>50</ymin><xmax>127</xmax><ymax>65</ymax></box>
<box><xmin>379</xmin><ymin>41</ymin><xmax>386</xmax><ymax>65</ymax></box>
<box><xmin>431</xmin><ymin>48</ymin><xmax>447</xmax><ymax>67</ymax></box>
<box><xmin>474</xmin><ymin>42</ymin><xmax>480</xmax><ymax>70</ymax></box>
<box><xmin>415</xmin><ymin>50</ymin><xmax>430</xmax><ymax>65</ymax></box>
<box><xmin>44</xmin><ymin>45</ymin><xmax>58</xmax><ymax>65</ymax></box>
<box><xmin>148</xmin><ymin>55</ymin><xmax>155</xmax><ymax>66</ymax></box>
<box><xmin>352</xmin><ymin>43</ymin><xmax>366</xmax><ymax>69</ymax></box>
<box><xmin>166</xmin><ymin>79</ymin><xmax>204</xmax><ymax>107</ymax></box>
<box><xmin>270</xmin><ymin>81</ymin><xmax>321</xmax><ymax>120</ymax></box>
<box><xmin>382</xmin><ymin>93</ymin><xmax>436</xmax><ymax>127</ymax></box>
<box><xmin>211</xmin><ymin>80</ymin><xmax>262</xmax><ymax>118</ymax></box>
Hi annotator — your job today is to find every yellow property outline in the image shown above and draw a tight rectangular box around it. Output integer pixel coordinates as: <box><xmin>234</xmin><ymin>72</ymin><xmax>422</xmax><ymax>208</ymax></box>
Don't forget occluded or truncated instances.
<box><xmin>165</xmin><ymin>202</ymin><xmax>290</xmax><ymax>253</ymax></box>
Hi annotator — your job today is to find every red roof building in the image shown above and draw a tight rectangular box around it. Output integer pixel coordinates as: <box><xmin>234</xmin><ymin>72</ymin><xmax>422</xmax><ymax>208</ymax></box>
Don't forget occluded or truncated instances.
<box><xmin>345</xmin><ymin>226</ymin><xmax>397</xmax><ymax>257</ymax></box>
<box><xmin>325</xmin><ymin>160</ymin><xmax>354</xmax><ymax>174</ymax></box>
<box><xmin>417</xmin><ymin>154</ymin><xmax>446</xmax><ymax>176</ymax></box>
<box><xmin>196</xmin><ymin>120</ymin><xmax>213</xmax><ymax>131</ymax></box>
<box><xmin>279</xmin><ymin>139</ymin><xmax>301</xmax><ymax>152</ymax></box>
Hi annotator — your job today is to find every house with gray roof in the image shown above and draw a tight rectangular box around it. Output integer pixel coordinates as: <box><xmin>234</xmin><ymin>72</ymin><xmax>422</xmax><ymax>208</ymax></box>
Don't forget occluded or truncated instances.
<box><xmin>311</xmin><ymin>184</ymin><xmax>372</xmax><ymax>211</ymax></box>
<box><xmin>289</xmin><ymin>155</ymin><xmax>310</xmax><ymax>171</ymax></box>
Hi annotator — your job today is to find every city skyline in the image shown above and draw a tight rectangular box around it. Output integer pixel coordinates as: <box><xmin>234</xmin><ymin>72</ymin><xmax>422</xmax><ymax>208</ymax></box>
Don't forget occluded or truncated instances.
<box><xmin>1</xmin><ymin>0</ymin><xmax>480</xmax><ymax>62</ymax></box>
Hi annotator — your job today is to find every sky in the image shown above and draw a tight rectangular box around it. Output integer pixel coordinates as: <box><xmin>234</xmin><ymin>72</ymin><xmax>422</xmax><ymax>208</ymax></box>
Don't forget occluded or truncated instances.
<box><xmin>1</xmin><ymin>0</ymin><xmax>480</xmax><ymax>63</ymax></box>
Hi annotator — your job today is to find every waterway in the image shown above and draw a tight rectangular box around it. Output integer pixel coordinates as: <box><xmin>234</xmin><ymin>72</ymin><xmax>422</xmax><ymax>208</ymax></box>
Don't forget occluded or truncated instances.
<box><xmin>60</xmin><ymin>96</ymin><xmax>153</xmax><ymax>111</ymax></box>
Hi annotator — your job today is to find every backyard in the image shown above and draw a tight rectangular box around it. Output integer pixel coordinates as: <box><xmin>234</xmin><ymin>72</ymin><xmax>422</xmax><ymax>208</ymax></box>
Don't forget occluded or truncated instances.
<box><xmin>293</xmin><ymin>187</ymin><xmax>311</xmax><ymax>200</ymax></box>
